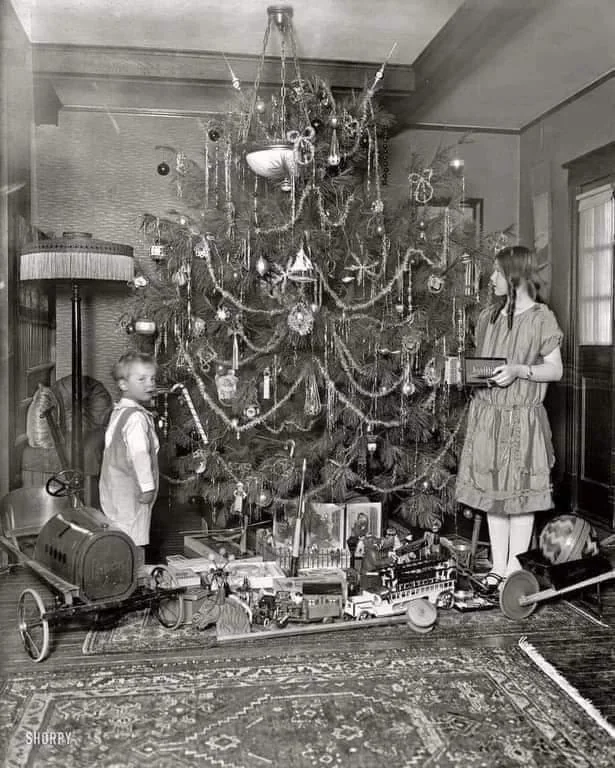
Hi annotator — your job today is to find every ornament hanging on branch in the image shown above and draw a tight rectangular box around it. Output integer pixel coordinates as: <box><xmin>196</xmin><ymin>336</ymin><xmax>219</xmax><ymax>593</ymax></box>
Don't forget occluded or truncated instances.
<box><xmin>287</xmin><ymin>231</ymin><xmax>315</xmax><ymax>283</ymax></box>
<box><xmin>215</xmin><ymin>367</ymin><xmax>238</xmax><ymax>404</ymax></box>
<box><xmin>287</xmin><ymin>302</ymin><xmax>314</xmax><ymax>336</ymax></box>
<box><xmin>427</xmin><ymin>274</ymin><xmax>445</xmax><ymax>294</ymax></box>
<box><xmin>408</xmin><ymin>169</ymin><xmax>434</xmax><ymax>205</ymax></box>
<box><xmin>304</xmin><ymin>371</ymin><xmax>322</xmax><ymax>416</ymax></box>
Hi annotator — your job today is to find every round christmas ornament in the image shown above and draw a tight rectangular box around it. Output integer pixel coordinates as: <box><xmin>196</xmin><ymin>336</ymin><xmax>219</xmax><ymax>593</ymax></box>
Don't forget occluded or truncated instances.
<box><xmin>287</xmin><ymin>302</ymin><xmax>314</xmax><ymax>335</ymax></box>
<box><xmin>243</xmin><ymin>404</ymin><xmax>260</xmax><ymax>419</ymax></box>
<box><xmin>208</xmin><ymin>126</ymin><xmax>222</xmax><ymax>142</ymax></box>
<box><xmin>401</xmin><ymin>381</ymin><xmax>415</xmax><ymax>396</ymax></box>
<box><xmin>157</xmin><ymin>161</ymin><xmax>170</xmax><ymax>176</ymax></box>
<box><xmin>311</xmin><ymin>117</ymin><xmax>323</xmax><ymax>133</ymax></box>
<box><xmin>406</xmin><ymin>599</ymin><xmax>437</xmax><ymax>634</ymax></box>
<box><xmin>539</xmin><ymin>514</ymin><xmax>599</xmax><ymax>565</ymax></box>
<box><xmin>255</xmin><ymin>256</ymin><xmax>269</xmax><ymax>276</ymax></box>
<box><xmin>255</xmin><ymin>488</ymin><xmax>274</xmax><ymax>509</ymax></box>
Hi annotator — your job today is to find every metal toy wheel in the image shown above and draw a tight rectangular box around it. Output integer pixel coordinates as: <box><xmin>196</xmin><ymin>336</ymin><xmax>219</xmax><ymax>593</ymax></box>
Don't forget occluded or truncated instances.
<box><xmin>18</xmin><ymin>588</ymin><xmax>51</xmax><ymax>662</ymax></box>
<box><xmin>436</xmin><ymin>590</ymin><xmax>454</xmax><ymax>609</ymax></box>
<box><xmin>45</xmin><ymin>469</ymin><xmax>84</xmax><ymax>498</ymax></box>
<box><xmin>150</xmin><ymin>566</ymin><xmax>184</xmax><ymax>629</ymax></box>
<box><xmin>499</xmin><ymin>570</ymin><xmax>540</xmax><ymax>620</ymax></box>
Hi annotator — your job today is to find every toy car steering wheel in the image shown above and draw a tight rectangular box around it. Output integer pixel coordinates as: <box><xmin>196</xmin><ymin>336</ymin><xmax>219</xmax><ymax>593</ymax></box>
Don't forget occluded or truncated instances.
<box><xmin>45</xmin><ymin>469</ymin><xmax>85</xmax><ymax>498</ymax></box>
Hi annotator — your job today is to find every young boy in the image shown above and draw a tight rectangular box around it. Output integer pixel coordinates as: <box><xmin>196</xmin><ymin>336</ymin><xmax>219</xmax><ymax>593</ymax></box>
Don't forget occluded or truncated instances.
<box><xmin>99</xmin><ymin>352</ymin><xmax>159</xmax><ymax>565</ymax></box>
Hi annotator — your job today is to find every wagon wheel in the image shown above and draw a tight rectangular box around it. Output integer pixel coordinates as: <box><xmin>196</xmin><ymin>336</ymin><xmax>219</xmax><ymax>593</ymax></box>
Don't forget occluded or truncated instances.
<box><xmin>18</xmin><ymin>588</ymin><xmax>50</xmax><ymax>662</ymax></box>
<box><xmin>150</xmin><ymin>566</ymin><xmax>184</xmax><ymax>629</ymax></box>
<box><xmin>499</xmin><ymin>570</ymin><xmax>540</xmax><ymax>620</ymax></box>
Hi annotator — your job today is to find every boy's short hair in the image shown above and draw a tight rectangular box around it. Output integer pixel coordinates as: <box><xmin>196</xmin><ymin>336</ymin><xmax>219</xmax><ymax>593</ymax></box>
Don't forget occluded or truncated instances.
<box><xmin>112</xmin><ymin>351</ymin><xmax>157</xmax><ymax>382</ymax></box>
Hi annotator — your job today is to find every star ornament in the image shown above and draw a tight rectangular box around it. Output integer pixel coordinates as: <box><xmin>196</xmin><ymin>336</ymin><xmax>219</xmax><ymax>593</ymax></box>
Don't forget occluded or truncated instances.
<box><xmin>345</xmin><ymin>248</ymin><xmax>379</xmax><ymax>286</ymax></box>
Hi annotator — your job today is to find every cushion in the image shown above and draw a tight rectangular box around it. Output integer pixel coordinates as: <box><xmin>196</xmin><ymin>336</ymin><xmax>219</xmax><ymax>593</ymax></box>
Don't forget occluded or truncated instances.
<box><xmin>52</xmin><ymin>375</ymin><xmax>113</xmax><ymax>434</ymax></box>
<box><xmin>26</xmin><ymin>384</ymin><xmax>62</xmax><ymax>449</ymax></box>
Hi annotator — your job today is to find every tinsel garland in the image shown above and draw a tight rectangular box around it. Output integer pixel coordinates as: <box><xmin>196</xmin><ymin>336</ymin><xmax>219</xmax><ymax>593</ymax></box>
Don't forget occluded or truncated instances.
<box><xmin>313</xmin><ymin>246</ymin><xmax>419</xmax><ymax>313</ymax></box>
<box><xmin>335</xmin><ymin>333</ymin><xmax>404</xmax><ymax>398</ymax></box>
<box><xmin>185</xmin><ymin>350</ymin><xmax>307</xmax><ymax>433</ymax></box>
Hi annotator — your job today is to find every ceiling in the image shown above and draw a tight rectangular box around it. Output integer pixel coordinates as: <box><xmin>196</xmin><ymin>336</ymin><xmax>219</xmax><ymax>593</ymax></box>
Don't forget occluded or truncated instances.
<box><xmin>10</xmin><ymin>0</ymin><xmax>615</xmax><ymax>131</ymax></box>
<box><xmin>10</xmin><ymin>0</ymin><xmax>464</xmax><ymax>65</ymax></box>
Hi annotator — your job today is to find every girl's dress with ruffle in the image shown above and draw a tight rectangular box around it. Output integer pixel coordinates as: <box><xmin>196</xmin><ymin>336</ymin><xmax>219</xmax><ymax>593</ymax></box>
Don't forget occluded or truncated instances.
<box><xmin>455</xmin><ymin>303</ymin><xmax>563</xmax><ymax>516</ymax></box>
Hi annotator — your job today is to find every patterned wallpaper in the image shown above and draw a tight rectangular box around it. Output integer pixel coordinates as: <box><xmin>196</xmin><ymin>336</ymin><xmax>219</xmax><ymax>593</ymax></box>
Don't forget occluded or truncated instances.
<box><xmin>35</xmin><ymin>111</ymin><xmax>205</xmax><ymax>394</ymax></box>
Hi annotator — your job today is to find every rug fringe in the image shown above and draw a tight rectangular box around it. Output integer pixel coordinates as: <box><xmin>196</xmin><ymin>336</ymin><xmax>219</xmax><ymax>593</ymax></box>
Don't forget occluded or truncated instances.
<box><xmin>518</xmin><ymin>636</ymin><xmax>615</xmax><ymax>740</ymax></box>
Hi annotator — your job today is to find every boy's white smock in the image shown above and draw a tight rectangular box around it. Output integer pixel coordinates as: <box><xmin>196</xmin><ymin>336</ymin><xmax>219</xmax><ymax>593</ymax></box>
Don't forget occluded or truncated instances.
<box><xmin>99</xmin><ymin>398</ymin><xmax>159</xmax><ymax>546</ymax></box>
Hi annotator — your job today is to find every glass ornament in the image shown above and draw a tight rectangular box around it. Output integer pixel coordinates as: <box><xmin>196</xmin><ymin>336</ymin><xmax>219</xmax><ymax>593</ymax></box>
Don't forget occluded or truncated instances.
<box><xmin>157</xmin><ymin>161</ymin><xmax>170</xmax><ymax>176</ymax></box>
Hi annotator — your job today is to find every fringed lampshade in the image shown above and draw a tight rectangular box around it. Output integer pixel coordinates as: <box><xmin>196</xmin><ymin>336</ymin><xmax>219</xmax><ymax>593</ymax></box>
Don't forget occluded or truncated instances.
<box><xmin>20</xmin><ymin>232</ymin><xmax>134</xmax><ymax>482</ymax></box>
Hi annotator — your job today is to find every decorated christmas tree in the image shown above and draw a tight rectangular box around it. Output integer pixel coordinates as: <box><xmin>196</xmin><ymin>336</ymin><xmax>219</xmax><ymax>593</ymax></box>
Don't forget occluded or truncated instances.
<box><xmin>126</xmin><ymin>7</ymin><xmax>500</xmax><ymax>535</ymax></box>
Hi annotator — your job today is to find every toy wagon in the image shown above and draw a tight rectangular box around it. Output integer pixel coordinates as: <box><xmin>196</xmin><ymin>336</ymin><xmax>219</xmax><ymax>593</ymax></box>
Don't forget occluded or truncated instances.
<box><xmin>499</xmin><ymin>548</ymin><xmax>615</xmax><ymax>620</ymax></box>
<box><xmin>0</xmin><ymin>471</ymin><xmax>185</xmax><ymax>662</ymax></box>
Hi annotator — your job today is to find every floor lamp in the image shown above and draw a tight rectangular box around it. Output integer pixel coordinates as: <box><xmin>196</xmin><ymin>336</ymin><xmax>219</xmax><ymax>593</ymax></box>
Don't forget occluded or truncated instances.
<box><xmin>20</xmin><ymin>232</ymin><xmax>134</xmax><ymax>476</ymax></box>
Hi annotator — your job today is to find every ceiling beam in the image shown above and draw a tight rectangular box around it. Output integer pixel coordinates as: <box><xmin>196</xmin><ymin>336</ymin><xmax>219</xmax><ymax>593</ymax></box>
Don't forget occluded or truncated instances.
<box><xmin>32</xmin><ymin>44</ymin><xmax>415</xmax><ymax>119</ymax></box>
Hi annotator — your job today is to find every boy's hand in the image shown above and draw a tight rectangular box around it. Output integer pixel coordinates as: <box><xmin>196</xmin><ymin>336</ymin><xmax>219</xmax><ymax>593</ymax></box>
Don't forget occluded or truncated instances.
<box><xmin>138</xmin><ymin>489</ymin><xmax>156</xmax><ymax>504</ymax></box>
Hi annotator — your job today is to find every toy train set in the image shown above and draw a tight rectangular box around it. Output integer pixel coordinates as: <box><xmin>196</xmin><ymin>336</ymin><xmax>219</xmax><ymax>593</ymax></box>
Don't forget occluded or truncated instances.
<box><xmin>3</xmin><ymin>467</ymin><xmax>614</xmax><ymax>658</ymax></box>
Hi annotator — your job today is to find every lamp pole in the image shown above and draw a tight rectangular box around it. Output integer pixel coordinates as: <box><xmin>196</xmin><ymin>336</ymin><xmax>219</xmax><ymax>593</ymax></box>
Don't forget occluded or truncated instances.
<box><xmin>71</xmin><ymin>281</ymin><xmax>84</xmax><ymax>474</ymax></box>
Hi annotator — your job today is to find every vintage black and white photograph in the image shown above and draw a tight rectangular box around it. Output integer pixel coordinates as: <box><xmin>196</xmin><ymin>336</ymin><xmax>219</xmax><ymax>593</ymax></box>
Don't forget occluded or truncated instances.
<box><xmin>1</xmin><ymin>1</ymin><xmax>615</xmax><ymax>766</ymax></box>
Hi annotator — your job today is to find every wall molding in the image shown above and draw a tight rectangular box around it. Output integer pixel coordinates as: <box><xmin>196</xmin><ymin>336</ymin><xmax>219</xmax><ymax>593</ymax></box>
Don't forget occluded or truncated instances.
<box><xmin>521</xmin><ymin>69</ymin><xmax>615</xmax><ymax>133</ymax></box>
<box><xmin>404</xmin><ymin>122</ymin><xmax>519</xmax><ymax>136</ymax></box>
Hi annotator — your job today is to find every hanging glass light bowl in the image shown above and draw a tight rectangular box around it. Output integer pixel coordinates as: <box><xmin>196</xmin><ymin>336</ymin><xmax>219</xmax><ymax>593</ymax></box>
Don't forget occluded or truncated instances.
<box><xmin>245</xmin><ymin>141</ymin><xmax>297</xmax><ymax>182</ymax></box>
<box><xmin>242</xmin><ymin>6</ymin><xmax>310</xmax><ymax>182</ymax></box>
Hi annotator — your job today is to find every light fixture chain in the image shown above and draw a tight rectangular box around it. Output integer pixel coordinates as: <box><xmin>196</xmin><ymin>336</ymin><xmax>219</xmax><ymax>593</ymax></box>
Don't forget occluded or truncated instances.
<box><xmin>244</xmin><ymin>16</ymin><xmax>273</xmax><ymax>143</ymax></box>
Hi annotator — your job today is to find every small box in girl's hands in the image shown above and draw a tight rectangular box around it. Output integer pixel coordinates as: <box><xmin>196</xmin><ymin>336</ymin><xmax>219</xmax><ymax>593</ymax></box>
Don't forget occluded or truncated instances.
<box><xmin>463</xmin><ymin>357</ymin><xmax>506</xmax><ymax>386</ymax></box>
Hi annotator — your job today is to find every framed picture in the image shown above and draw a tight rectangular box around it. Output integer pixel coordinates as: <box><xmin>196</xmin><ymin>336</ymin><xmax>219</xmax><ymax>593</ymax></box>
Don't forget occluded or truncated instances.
<box><xmin>344</xmin><ymin>502</ymin><xmax>382</xmax><ymax>543</ymax></box>
<box><xmin>426</xmin><ymin>197</ymin><xmax>483</xmax><ymax>239</ymax></box>
<box><xmin>274</xmin><ymin>502</ymin><xmax>345</xmax><ymax>552</ymax></box>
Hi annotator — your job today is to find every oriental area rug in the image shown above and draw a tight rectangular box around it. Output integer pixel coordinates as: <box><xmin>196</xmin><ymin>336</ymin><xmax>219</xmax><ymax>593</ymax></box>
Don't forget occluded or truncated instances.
<box><xmin>2</xmin><ymin>644</ymin><xmax>615</xmax><ymax>768</ymax></box>
<box><xmin>81</xmin><ymin>599</ymin><xmax>603</xmax><ymax>657</ymax></box>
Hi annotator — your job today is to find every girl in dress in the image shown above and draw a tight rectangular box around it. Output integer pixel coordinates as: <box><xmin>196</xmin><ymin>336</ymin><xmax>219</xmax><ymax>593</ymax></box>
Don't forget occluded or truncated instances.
<box><xmin>455</xmin><ymin>245</ymin><xmax>563</xmax><ymax>590</ymax></box>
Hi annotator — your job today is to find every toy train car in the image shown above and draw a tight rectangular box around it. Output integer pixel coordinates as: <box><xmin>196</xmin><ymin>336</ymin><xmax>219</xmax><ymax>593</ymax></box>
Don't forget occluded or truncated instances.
<box><xmin>253</xmin><ymin>575</ymin><xmax>346</xmax><ymax>626</ymax></box>
<box><xmin>34</xmin><ymin>503</ymin><xmax>140</xmax><ymax>602</ymax></box>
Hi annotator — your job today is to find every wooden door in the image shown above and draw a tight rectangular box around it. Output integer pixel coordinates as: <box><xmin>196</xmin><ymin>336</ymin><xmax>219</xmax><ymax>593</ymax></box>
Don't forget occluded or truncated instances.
<box><xmin>570</xmin><ymin>182</ymin><xmax>615</xmax><ymax>527</ymax></box>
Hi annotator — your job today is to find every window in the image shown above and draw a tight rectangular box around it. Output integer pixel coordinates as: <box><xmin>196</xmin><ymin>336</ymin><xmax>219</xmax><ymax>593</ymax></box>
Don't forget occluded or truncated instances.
<box><xmin>576</xmin><ymin>185</ymin><xmax>615</xmax><ymax>345</ymax></box>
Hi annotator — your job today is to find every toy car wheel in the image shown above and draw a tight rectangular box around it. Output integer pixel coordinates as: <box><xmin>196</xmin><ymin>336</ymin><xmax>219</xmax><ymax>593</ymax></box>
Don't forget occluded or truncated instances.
<box><xmin>150</xmin><ymin>565</ymin><xmax>184</xmax><ymax>629</ymax></box>
<box><xmin>499</xmin><ymin>570</ymin><xmax>540</xmax><ymax>620</ymax></box>
<box><xmin>18</xmin><ymin>588</ymin><xmax>50</xmax><ymax>662</ymax></box>
<box><xmin>436</xmin><ymin>590</ymin><xmax>454</xmax><ymax>609</ymax></box>
<box><xmin>358</xmin><ymin>611</ymin><xmax>370</xmax><ymax>621</ymax></box>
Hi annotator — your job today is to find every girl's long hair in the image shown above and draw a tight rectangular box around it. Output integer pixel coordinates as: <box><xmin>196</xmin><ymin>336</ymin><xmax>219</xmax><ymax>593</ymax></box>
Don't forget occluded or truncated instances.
<box><xmin>490</xmin><ymin>245</ymin><xmax>542</xmax><ymax>329</ymax></box>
